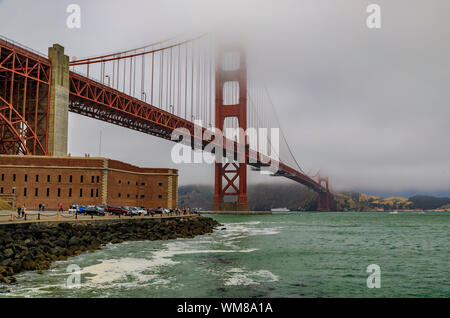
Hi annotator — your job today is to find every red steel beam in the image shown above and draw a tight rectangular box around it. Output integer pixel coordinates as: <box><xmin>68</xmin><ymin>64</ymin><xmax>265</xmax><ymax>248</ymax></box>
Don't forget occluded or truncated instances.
<box><xmin>0</xmin><ymin>38</ymin><xmax>51</xmax><ymax>156</ymax></box>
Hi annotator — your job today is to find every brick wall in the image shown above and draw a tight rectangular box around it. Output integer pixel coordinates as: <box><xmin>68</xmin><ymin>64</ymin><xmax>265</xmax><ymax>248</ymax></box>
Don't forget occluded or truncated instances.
<box><xmin>0</xmin><ymin>155</ymin><xmax>178</xmax><ymax>210</ymax></box>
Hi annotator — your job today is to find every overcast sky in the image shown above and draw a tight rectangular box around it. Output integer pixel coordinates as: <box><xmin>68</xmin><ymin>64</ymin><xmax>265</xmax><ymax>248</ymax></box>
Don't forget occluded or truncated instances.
<box><xmin>0</xmin><ymin>0</ymin><xmax>449</xmax><ymax>195</ymax></box>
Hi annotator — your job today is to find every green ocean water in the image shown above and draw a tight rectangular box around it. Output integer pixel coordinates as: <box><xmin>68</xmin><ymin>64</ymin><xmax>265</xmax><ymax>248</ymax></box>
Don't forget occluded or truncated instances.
<box><xmin>1</xmin><ymin>212</ymin><xmax>449</xmax><ymax>298</ymax></box>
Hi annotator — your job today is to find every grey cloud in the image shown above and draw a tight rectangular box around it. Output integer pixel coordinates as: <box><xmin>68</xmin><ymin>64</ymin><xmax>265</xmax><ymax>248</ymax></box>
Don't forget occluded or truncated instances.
<box><xmin>0</xmin><ymin>0</ymin><xmax>449</xmax><ymax>194</ymax></box>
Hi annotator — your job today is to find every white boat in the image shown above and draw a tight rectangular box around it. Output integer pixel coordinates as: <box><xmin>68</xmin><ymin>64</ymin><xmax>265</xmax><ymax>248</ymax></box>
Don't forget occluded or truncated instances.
<box><xmin>271</xmin><ymin>207</ymin><xmax>290</xmax><ymax>212</ymax></box>
<box><xmin>389</xmin><ymin>210</ymin><xmax>398</xmax><ymax>214</ymax></box>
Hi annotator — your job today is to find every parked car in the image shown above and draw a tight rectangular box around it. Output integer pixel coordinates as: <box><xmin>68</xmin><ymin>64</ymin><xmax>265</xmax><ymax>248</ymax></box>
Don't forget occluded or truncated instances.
<box><xmin>147</xmin><ymin>208</ymin><xmax>162</xmax><ymax>215</ymax></box>
<box><xmin>68</xmin><ymin>204</ymin><xmax>87</xmax><ymax>213</ymax></box>
<box><xmin>135</xmin><ymin>207</ymin><xmax>147</xmax><ymax>215</ymax></box>
<box><xmin>82</xmin><ymin>205</ymin><xmax>106</xmax><ymax>216</ymax></box>
<box><xmin>106</xmin><ymin>206</ymin><xmax>128</xmax><ymax>215</ymax></box>
<box><xmin>162</xmin><ymin>207</ymin><xmax>171</xmax><ymax>214</ymax></box>
<box><xmin>68</xmin><ymin>205</ymin><xmax>78</xmax><ymax>214</ymax></box>
<box><xmin>123</xmin><ymin>206</ymin><xmax>140</xmax><ymax>216</ymax></box>
<box><xmin>96</xmin><ymin>205</ymin><xmax>107</xmax><ymax>214</ymax></box>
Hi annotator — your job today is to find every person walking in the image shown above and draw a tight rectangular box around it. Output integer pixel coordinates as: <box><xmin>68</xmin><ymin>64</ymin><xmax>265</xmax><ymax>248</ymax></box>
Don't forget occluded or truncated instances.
<box><xmin>21</xmin><ymin>205</ymin><xmax>26</xmax><ymax>218</ymax></box>
<box><xmin>38</xmin><ymin>203</ymin><xmax>42</xmax><ymax>212</ymax></box>
<box><xmin>17</xmin><ymin>205</ymin><xmax>21</xmax><ymax>218</ymax></box>
<box><xmin>42</xmin><ymin>203</ymin><xmax>45</xmax><ymax>212</ymax></box>
<box><xmin>59</xmin><ymin>203</ymin><xmax>63</xmax><ymax>213</ymax></box>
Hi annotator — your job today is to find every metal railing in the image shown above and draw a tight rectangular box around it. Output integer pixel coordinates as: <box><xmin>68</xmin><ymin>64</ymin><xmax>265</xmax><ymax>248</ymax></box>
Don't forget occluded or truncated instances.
<box><xmin>0</xmin><ymin>34</ymin><xmax>48</xmax><ymax>59</ymax></box>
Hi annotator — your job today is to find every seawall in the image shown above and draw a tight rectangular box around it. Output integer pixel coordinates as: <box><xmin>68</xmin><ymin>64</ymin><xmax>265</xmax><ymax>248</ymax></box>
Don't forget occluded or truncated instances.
<box><xmin>0</xmin><ymin>216</ymin><xmax>219</xmax><ymax>284</ymax></box>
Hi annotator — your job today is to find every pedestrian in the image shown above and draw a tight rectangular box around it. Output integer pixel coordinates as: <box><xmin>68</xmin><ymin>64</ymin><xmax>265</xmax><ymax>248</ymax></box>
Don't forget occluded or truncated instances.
<box><xmin>22</xmin><ymin>205</ymin><xmax>26</xmax><ymax>218</ymax></box>
<box><xmin>59</xmin><ymin>203</ymin><xmax>63</xmax><ymax>213</ymax></box>
<box><xmin>42</xmin><ymin>203</ymin><xmax>45</xmax><ymax>212</ymax></box>
<box><xmin>38</xmin><ymin>203</ymin><xmax>42</xmax><ymax>212</ymax></box>
<box><xmin>17</xmin><ymin>205</ymin><xmax>21</xmax><ymax>217</ymax></box>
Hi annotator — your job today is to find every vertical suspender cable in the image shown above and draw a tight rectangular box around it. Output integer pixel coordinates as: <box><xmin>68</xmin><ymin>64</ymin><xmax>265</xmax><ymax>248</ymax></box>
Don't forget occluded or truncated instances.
<box><xmin>178</xmin><ymin>45</ymin><xmax>181</xmax><ymax>116</ymax></box>
<box><xmin>142</xmin><ymin>54</ymin><xmax>145</xmax><ymax>101</ymax></box>
<box><xmin>191</xmin><ymin>41</ymin><xmax>194</xmax><ymax>120</ymax></box>
<box><xmin>151</xmin><ymin>50</ymin><xmax>154</xmax><ymax>105</ymax></box>
<box><xmin>160</xmin><ymin>49</ymin><xmax>163</xmax><ymax>108</ymax></box>
<box><xmin>166</xmin><ymin>49</ymin><xmax>169</xmax><ymax>110</ymax></box>
<box><xmin>185</xmin><ymin>43</ymin><xmax>188</xmax><ymax>119</ymax></box>
<box><xmin>197</xmin><ymin>40</ymin><xmax>200</xmax><ymax>122</ymax></box>
<box><xmin>169</xmin><ymin>47</ymin><xmax>173</xmax><ymax>112</ymax></box>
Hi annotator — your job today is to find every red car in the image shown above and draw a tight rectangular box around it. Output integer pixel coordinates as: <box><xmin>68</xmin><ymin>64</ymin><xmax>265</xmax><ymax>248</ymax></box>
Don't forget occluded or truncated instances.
<box><xmin>106</xmin><ymin>206</ymin><xmax>128</xmax><ymax>215</ymax></box>
<box><xmin>147</xmin><ymin>208</ymin><xmax>163</xmax><ymax>215</ymax></box>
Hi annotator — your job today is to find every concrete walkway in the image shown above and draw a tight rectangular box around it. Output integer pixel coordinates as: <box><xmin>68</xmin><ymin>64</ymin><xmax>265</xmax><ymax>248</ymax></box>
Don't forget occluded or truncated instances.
<box><xmin>0</xmin><ymin>210</ymin><xmax>199</xmax><ymax>225</ymax></box>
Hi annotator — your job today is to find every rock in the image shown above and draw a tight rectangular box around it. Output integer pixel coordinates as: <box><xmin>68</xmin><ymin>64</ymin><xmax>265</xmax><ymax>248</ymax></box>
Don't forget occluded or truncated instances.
<box><xmin>0</xmin><ymin>216</ymin><xmax>219</xmax><ymax>284</ymax></box>
<box><xmin>68</xmin><ymin>236</ymin><xmax>80</xmax><ymax>246</ymax></box>
<box><xmin>3</xmin><ymin>249</ymin><xmax>13</xmax><ymax>258</ymax></box>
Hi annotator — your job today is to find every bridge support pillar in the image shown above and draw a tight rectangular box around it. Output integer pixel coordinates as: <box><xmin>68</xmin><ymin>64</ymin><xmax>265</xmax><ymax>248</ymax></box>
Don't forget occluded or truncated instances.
<box><xmin>212</xmin><ymin>43</ymin><xmax>250</xmax><ymax>212</ymax></box>
<box><xmin>47</xmin><ymin>44</ymin><xmax>69</xmax><ymax>156</ymax></box>
<box><xmin>317</xmin><ymin>176</ymin><xmax>333</xmax><ymax>211</ymax></box>
<box><xmin>318</xmin><ymin>192</ymin><xmax>331</xmax><ymax>211</ymax></box>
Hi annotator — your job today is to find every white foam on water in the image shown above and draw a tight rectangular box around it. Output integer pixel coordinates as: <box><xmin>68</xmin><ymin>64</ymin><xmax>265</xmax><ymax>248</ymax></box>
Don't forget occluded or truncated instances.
<box><xmin>151</xmin><ymin>239</ymin><xmax>258</xmax><ymax>264</ymax></box>
<box><xmin>80</xmin><ymin>257</ymin><xmax>171</xmax><ymax>287</ymax></box>
<box><xmin>220</xmin><ymin>222</ymin><xmax>282</xmax><ymax>237</ymax></box>
<box><xmin>223</xmin><ymin>267</ymin><xmax>279</xmax><ymax>286</ymax></box>
<box><xmin>5</xmin><ymin>219</ymin><xmax>281</xmax><ymax>296</ymax></box>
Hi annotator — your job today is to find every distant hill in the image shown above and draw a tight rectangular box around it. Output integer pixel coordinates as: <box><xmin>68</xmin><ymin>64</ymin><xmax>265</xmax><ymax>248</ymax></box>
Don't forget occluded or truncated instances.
<box><xmin>335</xmin><ymin>192</ymin><xmax>414</xmax><ymax>211</ymax></box>
<box><xmin>178</xmin><ymin>184</ymin><xmax>450</xmax><ymax>211</ymax></box>
<box><xmin>334</xmin><ymin>192</ymin><xmax>450</xmax><ymax>211</ymax></box>
<box><xmin>408</xmin><ymin>195</ymin><xmax>450</xmax><ymax>210</ymax></box>
<box><xmin>178</xmin><ymin>183</ymin><xmax>317</xmax><ymax>211</ymax></box>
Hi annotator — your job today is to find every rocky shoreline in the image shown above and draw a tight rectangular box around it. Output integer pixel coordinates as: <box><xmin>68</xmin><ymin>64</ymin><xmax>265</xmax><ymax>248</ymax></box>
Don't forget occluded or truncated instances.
<box><xmin>0</xmin><ymin>216</ymin><xmax>220</xmax><ymax>284</ymax></box>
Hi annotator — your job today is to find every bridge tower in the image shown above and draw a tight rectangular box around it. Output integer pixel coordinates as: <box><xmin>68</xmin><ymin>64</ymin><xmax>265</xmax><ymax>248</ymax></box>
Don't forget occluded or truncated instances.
<box><xmin>47</xmin><ymin>44</ymin><xmax>69</xmax><ymax>156</ymax></box>
<box><xmin>317</xmin><ymin>176</ymin><xmax>331</xmax><ymax>211</ymax></box>
<box><xmin>212</xmin><ymin>44</ymin><xmax>250</xmax><ymax>211</ymax></box>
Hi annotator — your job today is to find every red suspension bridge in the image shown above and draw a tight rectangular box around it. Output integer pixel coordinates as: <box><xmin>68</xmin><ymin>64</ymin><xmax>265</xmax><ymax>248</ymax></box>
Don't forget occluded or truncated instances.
<box><xmin>0</xmin><ymin>34</ymin><xmax>335</xmax><ymax>211</ymax></box>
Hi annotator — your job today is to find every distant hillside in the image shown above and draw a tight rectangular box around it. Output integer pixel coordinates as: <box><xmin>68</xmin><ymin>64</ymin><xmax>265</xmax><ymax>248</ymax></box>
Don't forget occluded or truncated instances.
<box><xmin>335</xmin><ymin>192</ymin><xmax>450</xmax><ymax>211</ymax></box>
<box><xmin>408</xmin><ymin>195</ymin><xmax>450</xmax><ymax>210</ymax></box>
<box><xmin>178</xmin><ymin>183</ymin><xmax>317</xmax><ymax>211</ymax></box>
<box><xmin>335</xmin><ymin>192</ymin><xmax>414</xmax><ymax>211</ymax></box>
<box><xmin>178</xmin><ymin>185</ymin><xmax>450</xmax><ymax>212</ymax></box>
<box><xmin>178</xmin><ymin>185</ymin><xmax>214</xmax><ymax>210</ymax></box>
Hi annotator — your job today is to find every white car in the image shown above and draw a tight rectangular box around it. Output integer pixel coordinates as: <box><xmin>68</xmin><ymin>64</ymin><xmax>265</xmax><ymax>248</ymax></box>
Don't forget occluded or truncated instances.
<box><xmin>135</xmin><ymin>207</ymin><xmax>147</xmax><ymax>215</ymax></box>
<box><xmin>68</xmin><ymin>205</ymin><xmax>78</xmax><ymax>214</ymax></box>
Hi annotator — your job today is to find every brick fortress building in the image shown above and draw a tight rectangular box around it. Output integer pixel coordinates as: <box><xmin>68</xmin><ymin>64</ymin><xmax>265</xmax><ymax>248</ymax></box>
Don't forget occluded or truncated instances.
<box><xmin>0</xmin><ymin>155</ymin><xmax>178</xmax><ymax>210</ymax></box>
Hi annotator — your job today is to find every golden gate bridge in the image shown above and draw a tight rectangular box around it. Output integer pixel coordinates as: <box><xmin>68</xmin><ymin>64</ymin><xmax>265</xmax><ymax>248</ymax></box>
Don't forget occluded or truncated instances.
<box><xmin>0</xmin><ymin>33</ymin><xmax>334</xmax><ymax>211</ymax></box>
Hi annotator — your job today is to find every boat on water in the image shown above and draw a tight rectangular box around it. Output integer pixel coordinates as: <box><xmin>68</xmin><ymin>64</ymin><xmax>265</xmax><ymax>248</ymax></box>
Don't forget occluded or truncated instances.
<box><xmin>389</xmin><ymin>210</ymin><xmax>399</xmax><ymax>214</ymax></box>
<box><xmin>271</xmin><ymin>207</ymin><xmax>290</xmax><ymax>212</ymax></box>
